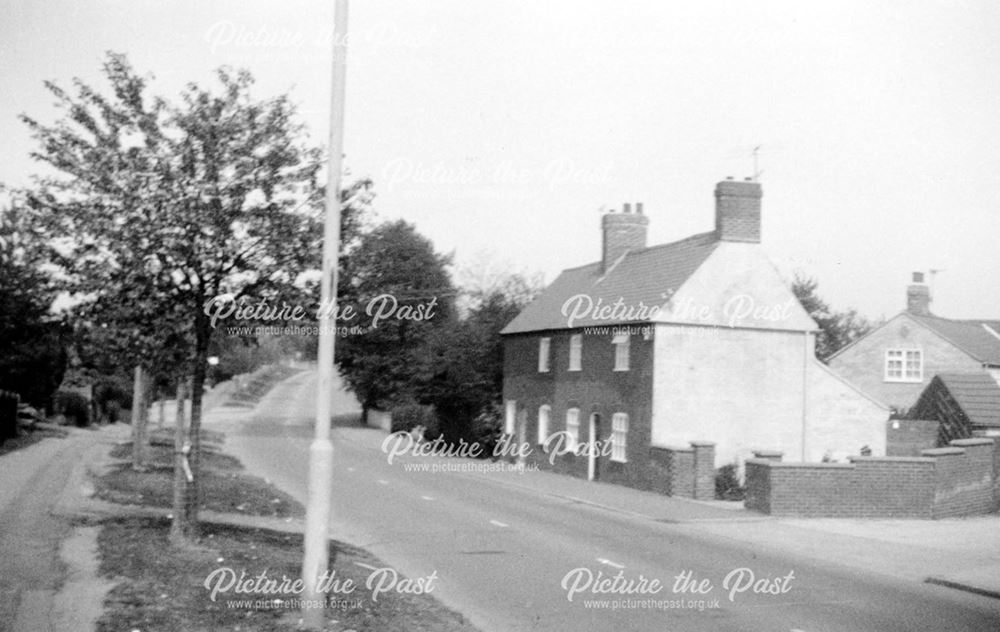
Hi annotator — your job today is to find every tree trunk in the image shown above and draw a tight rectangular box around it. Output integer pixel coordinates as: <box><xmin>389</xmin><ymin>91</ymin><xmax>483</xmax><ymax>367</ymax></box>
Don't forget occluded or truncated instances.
<box><xmin>182</xmin><ymin>312</ymin><xmax>212</xmax><ymax>536</ymax></box>
<box><xmin>169</xmin><ymin>377</ymin><xmax>189</xmax><ymax>544</ymax></box>
<box><xmin>130</xmin><ymin>365</ymin><xmax>149</xmax><ymax>471</ymax></box>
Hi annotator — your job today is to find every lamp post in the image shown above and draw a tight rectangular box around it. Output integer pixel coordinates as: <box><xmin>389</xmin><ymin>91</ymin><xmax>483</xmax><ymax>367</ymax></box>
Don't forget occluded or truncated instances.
<box><xmin>302</xmin><ymin>0</ymin><xmax>349</xmax><ymax>629</ymax></box>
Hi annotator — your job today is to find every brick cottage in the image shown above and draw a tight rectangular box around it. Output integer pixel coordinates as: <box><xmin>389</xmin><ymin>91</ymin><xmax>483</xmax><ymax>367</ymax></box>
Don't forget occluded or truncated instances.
<box><xmin>500</xmin><ymin>179</ymin><xmax>889</xmax><ymax>497</ymax></box>
<box><xmin>828</xmin><ymin>272</ymin><xmax>1000</xmax><ymax>414</ymax></box>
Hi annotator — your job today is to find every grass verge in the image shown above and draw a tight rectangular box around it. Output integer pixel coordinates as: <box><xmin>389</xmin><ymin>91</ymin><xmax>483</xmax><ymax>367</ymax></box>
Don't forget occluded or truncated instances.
<box><xmin>96</xmin><ymin>438</ymin><xmax>301</xmax><ymax>518</ymax></box>
<box><xmin>0</xmin><ymin>423</ymin><xmax>69</xmax><ymax>457</ymax></box>
<box><xmin>92</xmin><ymin>433</ymin><xmax>479</xmax><ymax>632</ymax></box>
<box><xmin>97</xmin><ymin>517</ymin><xmax>478</xmax><ymax>632</ymax></box>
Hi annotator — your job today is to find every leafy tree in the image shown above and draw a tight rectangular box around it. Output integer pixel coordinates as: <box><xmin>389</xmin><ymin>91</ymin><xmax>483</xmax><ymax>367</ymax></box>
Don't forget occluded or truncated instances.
<box><xmin>791</xmin><ymin>272</ymin><xmax>872</xmax><ymax>362</ymax></box>
<box><xmin>335</xmin><ymin>219</ymin><xmax>455</xmax><ymax>419</ymax></box>
<box><xmin>0</xmin><ymin>206</ymin><xmax>67</xmax><ymax>407</ymax></box>
<box><xmin>20</xmin><ymin>52</ymin><xmax>326</xmax><ymax>540</ymax></box>
<box><xmin>418</xmin><ymin>271</ymin><xmax>542</xmax><ymax>443</ymax></box>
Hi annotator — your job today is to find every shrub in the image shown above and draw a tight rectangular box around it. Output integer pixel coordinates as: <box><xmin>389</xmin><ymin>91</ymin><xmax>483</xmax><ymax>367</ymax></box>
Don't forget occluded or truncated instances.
<box><xmin>53</xmin><ymin>390</ymin><xmax>91</xmax><ymax>427</ymax></box>
<box><xmin>715</xmin><ymin>462</ymin><xmax>745</xmax><ymax>501</ymax></box>
<box><xmin>94</xmin><ymin>376</ymin><xmax>132</xmax><ymax>423</ymax></box>
<box><xmin>389</xmin><ymin>403</ymin><xmax>438</xmax><ymax>437</ymax></box>
<box><xmin>470</xmin><ymin>403</ymin><xmax>503</xmax><ymax>457</ymax></box>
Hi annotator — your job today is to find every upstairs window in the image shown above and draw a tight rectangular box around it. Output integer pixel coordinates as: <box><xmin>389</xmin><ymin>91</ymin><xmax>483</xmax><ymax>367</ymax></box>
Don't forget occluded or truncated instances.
<box><xmin>568</xmin><ymin>334</ymin><xmax>582</xmax><ymax>371</ymax></box>
<box><xmin>611</xmin><ymin>413</ymin><xmax>629</xmax><ymax>462</ymax></box>
<box><xmin>538</xmin><ymin>337</ymin><xmax>551</xmax><ymax>373</ymax></box>
<box><xmin>612</xmin><ymin>332</ymin><xmax>630</xmax><ymax>371</ymax></box>
<box><xmin>885</xmin><ymin>349</ymin><xmax>922</xmax><ymax>382</ymax></box>
<box><xmin>537</xmin><ymin>405</ymin><xmax>550</xmax><ymax>444</ymax></box>
<box><xmin>565</xmin><ymin>407</ymin><xmax>580</xmax><ymax>450</ymax></box>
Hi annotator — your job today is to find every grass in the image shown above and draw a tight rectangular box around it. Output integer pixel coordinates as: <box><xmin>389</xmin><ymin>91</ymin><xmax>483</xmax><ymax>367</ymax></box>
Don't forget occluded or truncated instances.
<box><xmin>0</xmin><ymin>423</ymin><xmax>69</xmax><ymax>457</ymax></box>
<box><xmin>222</xmin><ymin>365</ymin><xmax>303</xmax><ymax>408</ymax></box>
<box><xmin>96</xmin><ymin>440</ymin><xmax>302</xmax><ymax>519</ymax></box>
<box><xmin>96</xmin><ymin>517</ymin><xmax>479</xmax><ymax>632</ymax></box>
<box><xmin>93</xmin><ymin>430</ymin><xmax>478</xmax><ymax>632</ymax></box>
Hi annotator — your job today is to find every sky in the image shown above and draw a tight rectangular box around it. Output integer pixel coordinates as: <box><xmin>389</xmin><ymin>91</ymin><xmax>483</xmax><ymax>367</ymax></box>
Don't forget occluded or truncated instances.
<box><xmin>2</xmin><ymin>0</ymin><xmax>998</xmax><ymax>321</ymax></box>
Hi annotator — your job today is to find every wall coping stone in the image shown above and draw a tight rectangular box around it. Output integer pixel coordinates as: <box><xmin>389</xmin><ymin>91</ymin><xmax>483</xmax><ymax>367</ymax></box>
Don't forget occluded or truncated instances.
<box><xmin>652</xmin><ymin>445</ymin><xmax>693</xmax><ymax>453</ymax></box>
<box><xmin>752</xmin><ymin>460</ymin><xmax>855</xmax><ymax>469</ymax></box>
<box><xmin>753</xmin><ymin>450</ymin><xmax>784</xmax><ymax>458</ymax></box>
<box><xmin>690</xmin><ymin>440</ymin><xmax>716</xmax><ymax>448</ymax></box>
<box><xmin>949</xmin><ymin>438</ymin><xmax>995</xmax><ymax>447</ymax></box>
<box><xmin>849</xmin><ymin>455</ymin><xmax>936</xmax><ymax>464</ymax></box>
<box><xmin>921</xmin><ymin>447</ymin><xmax>966</xmax><ymax>457</ymax></box>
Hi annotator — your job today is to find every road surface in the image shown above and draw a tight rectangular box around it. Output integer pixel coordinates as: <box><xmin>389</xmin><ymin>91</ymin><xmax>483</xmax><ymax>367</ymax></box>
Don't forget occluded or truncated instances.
<box><xmin>218</xmin><ymin>370</ymin><xmax>1000</xmax><ymax>632</ymax></box>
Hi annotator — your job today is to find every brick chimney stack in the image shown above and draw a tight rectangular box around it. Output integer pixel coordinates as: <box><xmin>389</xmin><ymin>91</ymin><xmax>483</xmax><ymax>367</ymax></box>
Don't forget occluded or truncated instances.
<box><xmin>601</xmin><ymin>202</ymin><xmax>648</xmax><ymax>273</ymax></box>
<box><xmin>715</xmin><ymin>177</ymin><xmax>762</xmax><ymax>243</ymax></box>
<box><xmin>907</xmin><ymin>271</ymin><xmax>932</xmax><ymax>315</ymax></box>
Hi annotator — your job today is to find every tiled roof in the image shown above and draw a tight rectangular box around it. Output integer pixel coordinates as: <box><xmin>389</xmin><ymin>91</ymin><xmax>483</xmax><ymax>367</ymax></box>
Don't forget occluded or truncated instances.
<box><xmin>937</xmin><ymin>373</ymin><xmax>1000</xmax><ymax>428</ymax></box>
<box><xmin>910</xmin><ymin>315</ymin><xmax>1000</xmax><ymax>365</ymax></box>
<box><xmin>501</xmin><ymin>232</ymin><xmax>719</xmax><ymax>334</ymax></box>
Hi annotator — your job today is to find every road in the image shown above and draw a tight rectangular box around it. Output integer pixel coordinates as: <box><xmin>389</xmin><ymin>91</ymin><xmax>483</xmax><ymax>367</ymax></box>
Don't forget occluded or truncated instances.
<box><xmin>218</xmin><ymin>370</ymin><xmax>1000</xmax><ymax>632</ymax></box>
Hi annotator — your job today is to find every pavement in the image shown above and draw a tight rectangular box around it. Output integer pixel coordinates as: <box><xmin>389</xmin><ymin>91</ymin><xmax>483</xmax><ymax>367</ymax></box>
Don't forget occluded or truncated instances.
<box><xmin>1</xmin><ymin>368</ymin><xmax>998</xmax><ymax>631</ymax></box>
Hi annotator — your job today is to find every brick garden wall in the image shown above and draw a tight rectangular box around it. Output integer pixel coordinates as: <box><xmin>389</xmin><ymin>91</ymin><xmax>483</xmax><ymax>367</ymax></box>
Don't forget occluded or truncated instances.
<box><xmin>745</xmin><ymin>438</ymin><xmax>997</xmax><ymax>518</ymax></box>
<box><xmin>648</xmin><ymin>443</ymin><xmax>715</xmax><ymax>499</ymax></box>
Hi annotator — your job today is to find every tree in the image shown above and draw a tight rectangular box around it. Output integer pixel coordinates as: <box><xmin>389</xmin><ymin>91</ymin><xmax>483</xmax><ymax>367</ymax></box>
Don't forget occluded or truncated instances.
<box><xmin>417</xmin><ymin>270</ymin><xmax>542</xmax><ymax>443</ymax></box>
<box><xmin>791</xmin><ymin>273</ymin><xmax>872</xmax><ymax>362</ymax></box>
<box><xmin>0</xmin><ymin>206</ymin><xmax>67</xmax><ymax>407</ymax></box>
<box><xmin>335</xmin><ymin>219</ymin><xmax>455</xmax><ymax>418</ymax></box>
<box><xmin>20</xmin><ymin>52</ymin><xmax>326</xmax><ymax>541</ymax></box>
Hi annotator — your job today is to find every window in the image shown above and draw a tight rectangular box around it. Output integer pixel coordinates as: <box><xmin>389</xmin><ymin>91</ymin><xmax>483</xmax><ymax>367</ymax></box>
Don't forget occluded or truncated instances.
<box><xmin>538</xmin><ymin>337</ymin><xmax>551</xmax><ymax>373</ymax></box>
<box><xmin>504</xmin><ymin>400</ymin><xmax>516</xmax><ymax>435</ymax></box>
<box><xmin>565</xmin><ymin>408</ymin><xmax>580</xmax><ymax>450</ymax></box>
<box><xmin>568</xmin><ymin>334</ymin><xmax>582</xmax><ymax>371</ymax></box>
<box><xmin>612</xmin><ymin>332</ymin><xmax>630</xmax><ymax>371</ymax></box>
<box><xmin>611</xmin><ymin>413</ymin><xmax>629</xmax><ymax>462</ymax></box>
<box><xmin>884</xmin><ymin>349</ymin><xmax>922</xmax><ymax>382</ymax></box>
<box><xmin>537</xmin><ymin>405</ymin><xmax>550</xmax><ymax>444</ymax></box>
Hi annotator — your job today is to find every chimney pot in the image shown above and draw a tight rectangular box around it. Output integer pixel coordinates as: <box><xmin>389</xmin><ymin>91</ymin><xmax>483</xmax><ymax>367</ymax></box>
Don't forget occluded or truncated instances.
<box><xmin>623</xmin><ymin>203</ymin><xmax>631</xmax><ymax>214</ymax></box>
<box><xmin>912</xmin><ymin>271</ymin><xmax>924</xmax><ymax>283</ymax></box>
<box><xmin>636</xmin><ymin>202</ymin><xmax>643</xmax><ymax>215</ymax></box>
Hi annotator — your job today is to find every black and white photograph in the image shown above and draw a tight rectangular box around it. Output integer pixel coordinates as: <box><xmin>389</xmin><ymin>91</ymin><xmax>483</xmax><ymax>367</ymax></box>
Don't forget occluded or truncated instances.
<box><xmin>1</xmin><ymin>1</ymin><xmax>999</xmax><ymax>631</ymax></box>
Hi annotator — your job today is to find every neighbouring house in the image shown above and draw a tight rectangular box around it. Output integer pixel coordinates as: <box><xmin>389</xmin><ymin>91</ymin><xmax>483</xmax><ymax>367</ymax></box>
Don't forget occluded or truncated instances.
<box><xmin>827</xmin><ymin>272</ymin><xmax>1000</xmax><ymax>414</ymax></box>
<box><xmin>908</xmin><ymin>372</ymin><xmax>1000</xmax><ymax>443</ymax></box>
<box><xmin>500</xmin><ymin>178</ymin><xmax>889</xmax><ymax>494</ymax></box>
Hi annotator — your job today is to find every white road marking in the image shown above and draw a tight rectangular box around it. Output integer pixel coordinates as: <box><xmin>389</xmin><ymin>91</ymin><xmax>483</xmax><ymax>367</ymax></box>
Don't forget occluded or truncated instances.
<box><xmin>489</xmin><ymin>519</ymin><xmax>509</xmax><ymax>528</ymax></box>
<box><xmin>353</xmin><ymin>561</ymin><xmax>378</xmax><ymax>571</ymax></box>
<box><xmin>377</xmin><ymin>479</ymin><xmax>388</xmax><ymax>485</ymax></box>
<box><xmin>596</xmin><ymin>557</ymin><xmax>625</xmax><ymax>569</ymax></box>
<box><xmin>421</xmin><ymin>495</ymin><xmax>434</xmax><ymax>501</ymax></box>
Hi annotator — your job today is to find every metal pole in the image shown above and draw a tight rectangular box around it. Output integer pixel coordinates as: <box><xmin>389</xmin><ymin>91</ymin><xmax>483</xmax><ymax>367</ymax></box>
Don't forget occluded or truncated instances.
<box><xmin>302</xmin><ymin>0</ymin><xmax>348</xmax><ymax>628</ymax></box>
